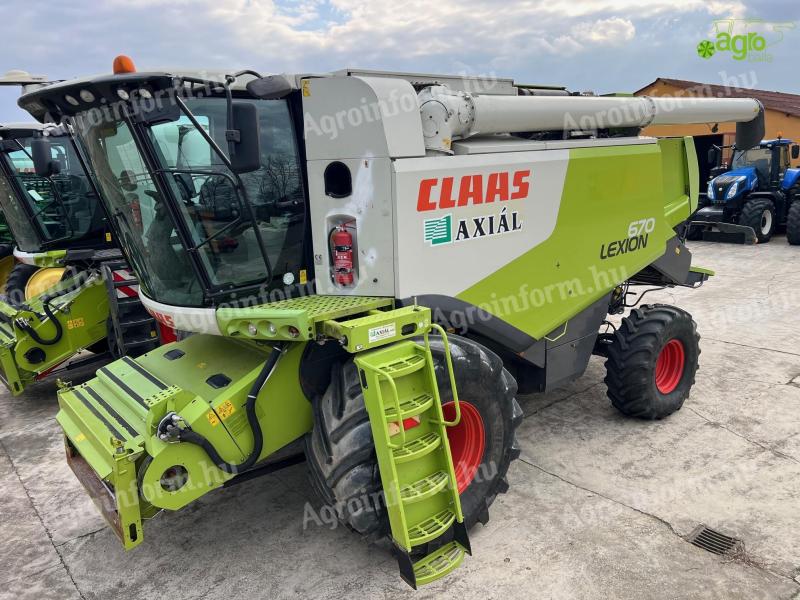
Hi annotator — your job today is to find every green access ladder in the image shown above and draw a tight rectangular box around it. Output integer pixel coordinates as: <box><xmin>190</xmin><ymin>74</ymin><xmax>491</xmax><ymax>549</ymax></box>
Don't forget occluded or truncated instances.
<box><xmin>354</xmin><ymin>325</ymin><xmax>471</xmax><ymax>588</ymax></box>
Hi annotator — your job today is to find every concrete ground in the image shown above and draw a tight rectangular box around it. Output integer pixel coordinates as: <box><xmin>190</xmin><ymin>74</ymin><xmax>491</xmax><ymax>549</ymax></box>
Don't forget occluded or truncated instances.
<box><xmin>2</xmin><ymin>237</ymin><xmax>799</xmax><ymax>600</ymax></box>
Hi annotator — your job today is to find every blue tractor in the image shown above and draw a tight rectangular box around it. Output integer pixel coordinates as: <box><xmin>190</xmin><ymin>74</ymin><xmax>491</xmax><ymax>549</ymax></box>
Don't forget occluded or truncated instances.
<box><xmin>690</xmin><ymin>138</ymin><xmax>800</xmax><ymax>244</ymax></box>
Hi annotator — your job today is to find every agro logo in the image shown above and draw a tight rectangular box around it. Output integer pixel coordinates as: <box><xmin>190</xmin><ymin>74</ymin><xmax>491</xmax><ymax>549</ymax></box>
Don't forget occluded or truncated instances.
<box><xmin>424</xmin><ymin>208</ymin><xmax>522</xmax><ymax>246</ymax></box>
<box><xmin>417</xmin><ymin>170</ymin><xmax>530</xmax><ymax>211</ymax></box>
<box><xmin>697</xmin><ymin>19</ymin><xmax>795</xmax><ymax>62</ymax></box>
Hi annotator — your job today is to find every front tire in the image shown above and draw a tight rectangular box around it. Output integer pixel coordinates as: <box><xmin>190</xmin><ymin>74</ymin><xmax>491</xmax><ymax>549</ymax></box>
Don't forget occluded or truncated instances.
<box><xmin>739</xmin><ymin>198</ymin><xmax>776</xmax><ymax>243</ymax></box>
<box><xmin>4</xmin><ymin>263</ymin><xmax>41</xmax><ymax>304</ymax></box>
<box><xmin>304</xmin><ymin>335</ymin><xmax>522</xmax><ymax>539</ymax></box>
<box><xmin>605</xmin><ymin>305</ymin><xmax>700</xmax><ymax>420</ymax></box>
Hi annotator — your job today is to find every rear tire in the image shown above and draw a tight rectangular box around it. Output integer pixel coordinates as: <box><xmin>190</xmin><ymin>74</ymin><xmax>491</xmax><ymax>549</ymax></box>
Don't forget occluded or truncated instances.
<box><xmin>739</xmin><ymin>198</ymin><xmax>776</xmax><ymax>243</ymax></box>
<box><xmin>304</xmin><ymin>334</ymin><xmax>522</xmax><ymax>539</ymax></box>
<box><xmin>605</xmin><ymin>305</ymin><xmax>700</xmax><ymax>420</ymax></box>
<box><xmin>787</xmin><ymin>199</ymin><xmax>800</xmax><ymax>246</ymax></box>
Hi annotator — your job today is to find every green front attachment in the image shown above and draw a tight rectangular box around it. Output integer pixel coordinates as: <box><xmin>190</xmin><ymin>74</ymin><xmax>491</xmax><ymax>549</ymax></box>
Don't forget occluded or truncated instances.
<box><xmin>0</xmin><ymin>271</ymin><xmax>109</xmax><ymax>395</ymax></box>
<box><xmin>355</xmin><ymin>324</ymin><xmax>470</xmax><ymax>588</ymax></box>
<box><xmin>56</xmin><ymin>333</ymin><xmax>312</xmax><ymax>549</ymax></box>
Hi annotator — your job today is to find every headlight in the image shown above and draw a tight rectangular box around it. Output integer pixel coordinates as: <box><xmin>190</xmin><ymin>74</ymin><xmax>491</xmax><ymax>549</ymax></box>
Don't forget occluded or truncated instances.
<box><xmin>726</xmin><ymin>182</ymin><xmax>739</xmax><ymax>199</ymax></box>
<box><xmin>707</xmin><ymin>181</ymin><xmax>715</xmax><ymax>200</ymax></box>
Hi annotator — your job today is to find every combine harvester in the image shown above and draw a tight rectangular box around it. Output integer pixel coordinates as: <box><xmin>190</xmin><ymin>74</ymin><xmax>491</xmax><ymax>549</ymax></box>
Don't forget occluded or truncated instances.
<box><xmin>0</xmin><ymin>122</ymin><xmax>169</xmax><ymax>394</ymax></box>
<box><xmin>20</xmin><ymin>59</ymin><xmax>764</xmax><ymax>587</ymax></box>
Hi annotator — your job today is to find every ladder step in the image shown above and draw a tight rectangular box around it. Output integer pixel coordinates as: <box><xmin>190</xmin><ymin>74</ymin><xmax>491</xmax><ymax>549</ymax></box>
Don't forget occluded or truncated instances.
<box><xmin>412</xmin><ymin>541</ymin><xmax>467</xmax><ymax>586</ymax></box>
<box><xmin>376</xmin><ymin>353</ymin><xmax>427</xmax><ymax>378</ymax></box>
<box><xmin>124</xmin><ymin>338</ymin><xmax>158</xmax><ymax>348</ymax></box>
<box><xmin>392</xmin><ymin>432</ymin><xmax>441</xmax><ymax>464</ymax></box>
<box><xmin>407</xmin><ymin>509</ymin><xmax>455</xmax><ymax>547</ymax></box>
<box><xmin>113</xmin><ymin>280</ymin><xmax>139</xmax><ymax>288</ymax></box>
<box><xmin>384</xmin><ymin>393</ymin><xmax>434</xmax><ymax>422</ymax></box>
<box><xmin>400</xmin><ymin>471</ymin><xmax>449</xmax><ymax>504</ymax></box>
<box><xmin>119</xmin><ymin>317</ymin><xmax>155</xmax><ymax>327</ymax></box>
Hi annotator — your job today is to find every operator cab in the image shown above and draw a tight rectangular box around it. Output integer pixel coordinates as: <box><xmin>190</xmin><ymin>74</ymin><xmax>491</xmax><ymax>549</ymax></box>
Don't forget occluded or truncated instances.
<box><xmin>20</xmin><ymin>66</ymin><xmax>309</xmax><ymax>309</ymax></box>
<box><xmin>0</xmin><ymin>123</ymin><xmax>112</xmax><ymax>255</ymax></box>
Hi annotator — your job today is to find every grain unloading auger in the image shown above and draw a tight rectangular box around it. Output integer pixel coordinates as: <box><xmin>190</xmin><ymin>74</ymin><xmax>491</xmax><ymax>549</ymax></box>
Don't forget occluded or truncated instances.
<box><xmin>20</xmin><ymin>61</ymin><xmax>763</xmax><ymax>588</ymax></box>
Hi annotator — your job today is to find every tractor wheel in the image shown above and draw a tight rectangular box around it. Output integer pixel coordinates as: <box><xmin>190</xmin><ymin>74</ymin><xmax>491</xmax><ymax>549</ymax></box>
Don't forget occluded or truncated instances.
<box><xmin>304</xmin><ymin>334</ymin><xmax>522</xmax><ymax>539</ymax></box>
<box><xmin>787</xmin><ymin>200</ymin><xmax>800</xmax><ymax>246</ymax></box>
<box><xmin>4</xmin><ymin>263</ymin><xmax>42</xmax><ymax>304</ymax></box>
<box><xmin>604</xmin><ymin>304</ymin><xmax>700</xmax><ymax>420</ymax></box>
<box><xmin>739</xmin><ymin>198</ymin><xmax>776</xmax><ymax>243</ymax></box>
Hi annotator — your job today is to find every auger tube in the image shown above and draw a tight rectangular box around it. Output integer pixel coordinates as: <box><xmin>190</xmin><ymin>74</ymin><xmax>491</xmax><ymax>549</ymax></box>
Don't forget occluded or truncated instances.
<box><xmin>418</xmin><ymin>85</ymin><xmax>765</xmax><ymax>151</ymax></box>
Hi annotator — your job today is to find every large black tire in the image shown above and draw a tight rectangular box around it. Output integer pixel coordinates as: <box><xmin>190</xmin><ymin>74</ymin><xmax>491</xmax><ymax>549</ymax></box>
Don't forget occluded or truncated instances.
<box><xmin>605</xmin><ymin>305</ymin><xmax>700</xmax><ymax>420</ymax></box>
<box><xmin>304</xmin><ymin>335</ymin><xmax>522</xmax><ymax>540</ymax></box>
<box><xmin>787</xmin><ymin>195</ymin><xmax>800</xmax><ymax>246</ymax></box>
<box><xmin>4</xmin><ymin>262</ymin><xmax>41</xmax><ymax>304</ymax></box>
<box><xmin>739</xmin><ymin>197</ymin><xmax>776</xmax><ymax>243</ymax></box>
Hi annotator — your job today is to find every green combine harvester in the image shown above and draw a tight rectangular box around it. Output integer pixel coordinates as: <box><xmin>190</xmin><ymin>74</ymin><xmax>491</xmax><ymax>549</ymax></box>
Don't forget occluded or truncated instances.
<box><xmin>0</xmin><ymin>122</ymin><xmax>168</xmax><ymax>394</ymax></box>
<box><xmin>19</xmin><ymin>59</ymin><xmax>764</xmax><ymax>587</ymax></box>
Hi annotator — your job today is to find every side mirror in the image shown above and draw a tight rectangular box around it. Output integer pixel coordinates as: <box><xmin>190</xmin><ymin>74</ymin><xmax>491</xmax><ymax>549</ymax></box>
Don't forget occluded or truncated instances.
<box><xmin>246</xmin><ymin>74</ymin><xmax>294</xmax><ymax>100</ymax></box>
<box><xmin>707</xmin><ymin>147</ymin><xmax>719</xmax><ymax>166</ymax></box>
<box><xmin>792</xmin><ymin>145</ymin><xmax>799</xmax><ymax>160</ymax></box>
<box><xmin>229</xmin><ymin>101</ymin><xmax>261</xmax><ymax>174</ymax></box>
<box><xmin>31</xmin><ymin>137</ymin><xmax>61</xmax><ymax>177</ymax></box>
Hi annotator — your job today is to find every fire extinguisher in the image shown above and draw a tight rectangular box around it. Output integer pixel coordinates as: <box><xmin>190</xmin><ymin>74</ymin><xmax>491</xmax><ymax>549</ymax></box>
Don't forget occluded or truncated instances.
<box><xmin>330</xmin><ymin>224</ymin><xmax>354</xmax><ymax>286</ymax></box>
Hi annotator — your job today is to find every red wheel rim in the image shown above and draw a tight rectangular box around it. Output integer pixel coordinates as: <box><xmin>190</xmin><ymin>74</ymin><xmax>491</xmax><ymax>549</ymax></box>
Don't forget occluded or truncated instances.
<box><xmin>655</xmin><ymin>339</ymin><xmax>685</xmax><ymax>394</ymax></box>
<box><xmin>442</xmin><ymin>401</ymin><xmax>485</xmax><ymax>494</ymax></box>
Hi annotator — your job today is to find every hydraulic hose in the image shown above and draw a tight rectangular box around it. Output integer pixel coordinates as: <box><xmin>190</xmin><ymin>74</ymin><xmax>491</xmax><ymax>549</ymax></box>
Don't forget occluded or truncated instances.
<box><xmin>178</xmin><ymin>344</ymin><xmax>284</xmax><ymax>475</ymax></box>
<box><xmin>16</xmin><ymin>270</ymin><xmax>90</xmax><ymax>346</ymax></box>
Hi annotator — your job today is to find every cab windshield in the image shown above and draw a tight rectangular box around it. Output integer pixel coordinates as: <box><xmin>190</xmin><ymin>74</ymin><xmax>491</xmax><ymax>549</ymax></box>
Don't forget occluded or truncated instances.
<box><xmin>0</xmin><ymin>135</ymin><xmax>103</xmax><ymax>253</ymax></box>
<box><xmin>73</xmin><ymin>97</ymin><xmax>306</xmax><ymax>307</ymax></box>
<box><xmin>731</xmin><ymin>147</ymin><xmax>772</xmax><ymax>179</ymax></box>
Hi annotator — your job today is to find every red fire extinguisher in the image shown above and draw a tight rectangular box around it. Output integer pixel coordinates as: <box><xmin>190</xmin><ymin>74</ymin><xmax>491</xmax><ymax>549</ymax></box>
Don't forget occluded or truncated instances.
<box><xmin>331</xmin><ymin>225</ymin><xmax>354</xmax><ymax>286</ymax></box>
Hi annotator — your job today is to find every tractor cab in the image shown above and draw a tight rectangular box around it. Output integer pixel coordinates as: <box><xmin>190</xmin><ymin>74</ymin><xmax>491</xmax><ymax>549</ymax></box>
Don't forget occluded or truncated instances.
<box><xmin>706</xmin><ymin>139</ymin><xmax>797</xmax><ymax>204</ymax></box>
<box><xmin>0</xmin><ymin>123</ymin><xmax>114</xmax><ymax>259</ymax></box>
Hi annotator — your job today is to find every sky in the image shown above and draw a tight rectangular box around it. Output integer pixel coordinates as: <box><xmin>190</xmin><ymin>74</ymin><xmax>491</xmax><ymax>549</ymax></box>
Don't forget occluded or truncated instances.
<box><xmin>1</xmin><ymin>0</ymin><xmax>798</xmax><ymax>122</ymax></box>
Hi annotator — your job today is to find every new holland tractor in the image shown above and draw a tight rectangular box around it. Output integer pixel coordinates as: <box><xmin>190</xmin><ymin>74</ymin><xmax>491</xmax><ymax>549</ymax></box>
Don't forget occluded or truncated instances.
<box><xmin>0</xmin><ymin>122</ymin><xmax>168</xmax><ymax>395</ymax></box>
<box><xmin>19</xmin><ymin>60</ymin><xmax>764</xmax><ymax>588</ymax></box>
<box><xmin>690</xmin><ymin>137</ymin><xmax>800</xmax><ymax>243</ymax></box>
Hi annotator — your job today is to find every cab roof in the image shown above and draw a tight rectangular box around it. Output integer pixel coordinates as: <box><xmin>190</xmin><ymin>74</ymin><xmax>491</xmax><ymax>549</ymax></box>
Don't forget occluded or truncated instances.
<box><xmin>0</xmin><ymin>122</ymin><xmax>48</xmax><ymax>140</ymax></box>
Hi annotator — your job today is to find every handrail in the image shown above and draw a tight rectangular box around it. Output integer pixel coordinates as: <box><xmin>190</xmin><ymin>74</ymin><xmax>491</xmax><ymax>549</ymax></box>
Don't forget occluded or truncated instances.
<box><xmin>427</xmin><ymin>324</ymin><xmax>461</xmax><ymax>427</ymax></box>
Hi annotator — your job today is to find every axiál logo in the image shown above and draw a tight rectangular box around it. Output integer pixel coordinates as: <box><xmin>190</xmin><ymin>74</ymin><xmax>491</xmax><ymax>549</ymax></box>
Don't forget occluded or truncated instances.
<box><xmin>424</xmin><ymin>214</ymin><xmax>453</xmax><ymax>246</ymax></box>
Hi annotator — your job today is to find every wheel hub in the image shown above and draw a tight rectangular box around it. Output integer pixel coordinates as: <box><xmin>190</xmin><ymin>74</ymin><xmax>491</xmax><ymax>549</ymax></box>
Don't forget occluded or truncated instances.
<box><xmin>655</xmin><ymin>339</ymin><xmax>685</xmax><ymax>394</ymax></box>
<box><xmin>760</xmin><ymin>209</ymin><xmax>773</xmax><ymax>235</ymax></box>
<box><xmin>443</xmin><ymin>401</ymin><xmax>485</xmax><ymax>493</ymax></box>
<box><xmin>25</xmin><ymin>267</ymin><xmax>66</xmax><ymax>300</ymax></box>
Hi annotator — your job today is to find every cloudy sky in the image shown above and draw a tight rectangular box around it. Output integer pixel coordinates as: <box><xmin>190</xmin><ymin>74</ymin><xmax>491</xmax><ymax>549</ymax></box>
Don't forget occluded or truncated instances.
<box><xmin>0</xmin><ymin>0</ymin><xmax>797</xmax><ymax>121</ymax></box>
